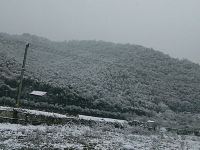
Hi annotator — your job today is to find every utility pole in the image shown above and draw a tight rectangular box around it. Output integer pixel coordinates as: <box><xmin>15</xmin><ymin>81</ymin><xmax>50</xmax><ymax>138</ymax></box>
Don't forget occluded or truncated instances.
<box><xmin>4</xmin><ymin>89</ymin><xmax>8</xmax><ymax>106</ymax></box>
<box><xmin>16</xmin><ymin>43</ymin><xmax>30</xmax><ymax>108</ymax></box>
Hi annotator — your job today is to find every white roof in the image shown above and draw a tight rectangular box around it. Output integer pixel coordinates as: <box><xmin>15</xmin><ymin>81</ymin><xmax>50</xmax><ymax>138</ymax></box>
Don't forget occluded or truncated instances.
<box><xmin>30</xmin><ymin>91</ymin><xmax>47</xmax><ymax>96</ymax></box>
<box><xmin>79</xmin><ymin>115</ymin><xmax>128</xmax><ymax>124</ymax></box>
<box><xmin>147</xmin><ymin>120</ymin><xmax>155</xmax><ymax>123</ymax></box>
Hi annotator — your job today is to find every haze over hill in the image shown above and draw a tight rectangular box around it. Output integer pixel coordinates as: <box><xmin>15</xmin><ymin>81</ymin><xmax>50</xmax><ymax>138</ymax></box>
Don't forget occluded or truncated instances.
<box><xmin>1</xmin><ymin>32</ymin><xmax>200</xmax><ymax>126</ymax></box>
<box><xmin>0</xmin><ymin>0</ymin><xmax>200</xmax><ymax>63</ymax></box>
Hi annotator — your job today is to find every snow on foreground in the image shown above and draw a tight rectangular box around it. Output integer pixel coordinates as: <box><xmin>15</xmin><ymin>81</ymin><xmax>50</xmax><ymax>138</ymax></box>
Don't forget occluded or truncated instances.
<box><xmin>0</xmin><ymin>123</ymin><xmax>200</xmax><ymax>150</ymax></box>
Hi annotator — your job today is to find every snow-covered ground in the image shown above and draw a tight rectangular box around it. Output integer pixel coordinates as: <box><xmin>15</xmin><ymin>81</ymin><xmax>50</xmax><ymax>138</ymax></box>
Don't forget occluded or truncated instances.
<box><xmin>0</xmin><ymin>123</ymin><xmax>200</xmax><ymax>150</ymax></box>
<box><xmin>1</xmin><ymin>106</ymin><xmax>200</xmax><ymax>149</ymax></box>
<box><xmin>79</xmin><ymin>114</ymin><xmax>128</xmax><ymax>124</ymax></box>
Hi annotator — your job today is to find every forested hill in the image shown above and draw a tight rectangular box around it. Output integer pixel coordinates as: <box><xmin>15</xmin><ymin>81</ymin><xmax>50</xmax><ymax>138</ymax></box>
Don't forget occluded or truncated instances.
<box><xmin>1</xmin><ymin>32</ymin><xmax>200</xmax><ymax>121</ymax></box>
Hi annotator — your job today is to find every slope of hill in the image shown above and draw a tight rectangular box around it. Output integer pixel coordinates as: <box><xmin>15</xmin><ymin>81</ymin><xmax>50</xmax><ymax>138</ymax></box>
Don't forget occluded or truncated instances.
<box><xmin>1</xmin><ymin>32</ymin><xmax>200</xmax><ymax>125</ymax></box>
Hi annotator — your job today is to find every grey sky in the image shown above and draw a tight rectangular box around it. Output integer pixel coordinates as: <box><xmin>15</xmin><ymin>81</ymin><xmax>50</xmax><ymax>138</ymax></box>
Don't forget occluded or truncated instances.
<box><xmin>0</xmin><ymin>0</ymin><xmax>200</xmax><ymax>63</ymax></box>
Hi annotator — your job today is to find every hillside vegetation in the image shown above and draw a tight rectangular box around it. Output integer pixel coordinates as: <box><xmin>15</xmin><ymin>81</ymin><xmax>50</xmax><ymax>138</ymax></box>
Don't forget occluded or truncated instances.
<box><xmin>1</xmin><ymin>33</ymin><xmax>200</xmax><ymax>126</ymax></box>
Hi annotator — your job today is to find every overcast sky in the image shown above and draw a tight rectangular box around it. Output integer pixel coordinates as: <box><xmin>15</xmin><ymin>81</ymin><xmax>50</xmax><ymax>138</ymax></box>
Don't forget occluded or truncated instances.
<box><xmin>0</xmin><ymin>0</ymin><xmax>200</xmax><ymax>63</ymax></box>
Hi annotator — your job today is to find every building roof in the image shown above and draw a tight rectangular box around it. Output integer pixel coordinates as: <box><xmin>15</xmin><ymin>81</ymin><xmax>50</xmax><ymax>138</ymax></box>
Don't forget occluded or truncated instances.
<box><xmin>30</xmin><ymin>91</ymin><xmax>47</xmax><ymax>96</ymax></box>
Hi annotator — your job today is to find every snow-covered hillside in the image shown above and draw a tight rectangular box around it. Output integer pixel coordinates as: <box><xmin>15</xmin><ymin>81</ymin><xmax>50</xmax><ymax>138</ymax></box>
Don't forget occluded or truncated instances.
<box><xmin>0</xmin><ymin>123</ymin><xmax>200</xmax><ymax>149</ymax></box>
<box><xmin>2</xmin><ymin>32</ymin><xmax>200</xmax><ymax>118</ymax></box>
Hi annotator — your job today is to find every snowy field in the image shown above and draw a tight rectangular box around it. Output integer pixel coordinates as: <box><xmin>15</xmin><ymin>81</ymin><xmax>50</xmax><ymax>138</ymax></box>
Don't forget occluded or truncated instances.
<box><xmin>0</xmin><ymin>123</ymin><xmax>200</xmax><ymax>149</ymax></box>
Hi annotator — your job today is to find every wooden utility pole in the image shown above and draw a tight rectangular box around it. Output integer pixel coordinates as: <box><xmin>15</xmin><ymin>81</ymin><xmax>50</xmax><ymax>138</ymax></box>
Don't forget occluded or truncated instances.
<box><xmin>16</xmin><ymin>43</ymin><xmax>30</xmax><ymax>107</ymax></box>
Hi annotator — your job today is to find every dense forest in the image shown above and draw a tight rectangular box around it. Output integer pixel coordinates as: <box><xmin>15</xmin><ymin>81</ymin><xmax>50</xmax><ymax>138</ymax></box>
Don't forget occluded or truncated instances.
<box><xmin>1</xmin><ymin>33</ymin><xmax>200</xmax><ymax>127</ymax></box>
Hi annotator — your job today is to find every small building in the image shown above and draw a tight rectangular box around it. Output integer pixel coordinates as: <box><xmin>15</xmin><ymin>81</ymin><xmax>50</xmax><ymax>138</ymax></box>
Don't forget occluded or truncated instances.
<box><xmin>30</xmin><ymin>91</ymin><xmax>47</xmax><ymax>96</ymax></box>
